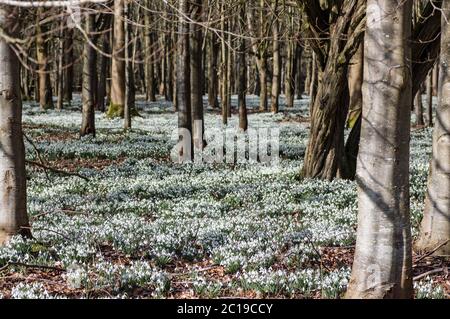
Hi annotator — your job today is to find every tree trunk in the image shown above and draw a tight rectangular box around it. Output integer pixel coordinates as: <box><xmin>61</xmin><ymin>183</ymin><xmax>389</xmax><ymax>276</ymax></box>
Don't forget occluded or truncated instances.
<box><xmin>80</xmin><ymin>11</ymin><xmax>97</xmax><ymax>137</ymax></box>
<box><xmin>0</xmin><ymin>6</ymin><xmax>30</xmax><ymax>245</ymax></box>
<box><xmin>56</xmin><ymin>22</ymin><xmax>64</xmax><ymax>111</ymax></box>
<box><xmin>207</xmin><ymin>33</ymin><xmax>220</xmax><ymax>109</ymax></box>
<box><xmin>190</xmin><ymin>0</ymin><xmax>204</xmax><ymax>150</ymax></box>
<box><xmin>415</xmin><ymin>2</ymin><xmax>450</xmax><ymax>256</ymax></box>
<box><xmin>414</xmin><ymin>91</ymin><xmax>425</xmax><ymax>126</ymax></box>
<box><xmin>144</xmin><ymin>1</ymin><xmax>156</xmax><ymax>102</ymax></box>
<box><xmin>426</xmin><ymin>72</ymin><xmax>434</xmax><ymax>127</ymax></box>
<box><xmin>238</xmin><ymin>3</ymin><xmax>248</xmax><ymax>131</ymax></box>
<box><xmin>63</xmin><ymin>28</ymin><xmax>74</xmax><ymax>103</ymax></box>
<box><xmin>294</xmin><ymin>43</ymin><xmax>304</xmax><ymax>99</ymax></box>
<box><xmin>220</xmin><ymin>4</ymin><xmax>229</xmax><ymax>125</ymax></box>
<box><xmin>346</xmin><ymin>0</ymin><xmax>413</xmax><ymax>299</ymax></box>
<box><xmin>285</xmin><ymin>40</ymin><xmax>296</xmax><ymax>108</ymax></box>
<box><xmin>124</xmin><ymin>0</ymin><xmax>133</xmax><ymax>129</ymax></box>
<box><xmin>176</xmin><ymin>0</ymin><xmax>192</xmax><ymax>161</ymax></box>
<box><xmin>301</xmin><ymin>54</ymin><xmax>349</xmax><ymax>180</ymax></box>
<box><xmin>97</xmin><ymin>31</ymin><xmax>110</xmax><ymax>112</ymax></box>
<box><xmin>108</xmin><ymin>0</ymin><xmax>126</xmax><ymax>118</ymax></box>
<box><xmin>270</xmin><ymin>3</ymin><xmax>280</xmax><ymax>114</ymax></box>
<box><xmin>347</xmin><ymin>44</ymin><xmax>363</xmax><ymax>129</ymax></box>
<box><xmin>36</xmin><ymin>8</ymin><xmax>53</xmax><ymax>110</ymax></box>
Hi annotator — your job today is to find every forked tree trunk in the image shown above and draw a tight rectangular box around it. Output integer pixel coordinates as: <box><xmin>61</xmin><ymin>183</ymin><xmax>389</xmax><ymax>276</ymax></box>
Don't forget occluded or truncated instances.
<box><xmin>301</xmin><ymin>56</ymin><xmax>350</xmax><ymax>180</ymax></box>
<box><xmin>0</xmin><ymin>6</ymin><xmax>30</xmax><ymax>245</ymax></box>
<box><xmin>416</xmin><ymin>2</ymin><xmax>450</xmax><ymax>256</ymax></box>
<box><xmin>108</xmin><ymin>0</ymin><xmax>126</xmax><ymax>118</ymax></box>
<box><xmin>80</xmin><ymin>12</ymin><xmax>97</xmax><ymax>137</ymax></box>
<box><xmin>346</xmin><ymin>0</ymin><xmax>413</xmax><ymax>299</ymax></box>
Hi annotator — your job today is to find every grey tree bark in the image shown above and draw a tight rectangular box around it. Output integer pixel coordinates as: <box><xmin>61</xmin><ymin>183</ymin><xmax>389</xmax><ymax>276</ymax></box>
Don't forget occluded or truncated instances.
<box><xmin>270</xmin><ymin>1</ymin><xmax>280</xmax><ymax>114</ymax></box>
<box><xmin>238</xmin><ymin>3</ymin><xmax>248</xmax><ymax>131</ymax></box>
<box><xmin>346</xmin><ymin>0</ymin><xmax>413</xmax><ymax>299</ymax></box>
<box><xmin>176</xmin><ymin>0</ymin><xmax>192</xmax><ymax>161</ymax></box>
<box><xmin>416</xmin><ymin>2</ymin><xmax>450</xmax><ymax>256</ymax></box>
<box><xmin>190</xmin><ymin>0</ymin><xmax>204</xmax><ymax>150</ymax></box>
<box><xmin>0</xmin><ymin>5</ymin><xmax>30</xmax><ymax>245</ymax></box>
<box><xmin>80</xmin><ymin>11</ymin><xmax>97</xmax><ymax>137</ymax></box>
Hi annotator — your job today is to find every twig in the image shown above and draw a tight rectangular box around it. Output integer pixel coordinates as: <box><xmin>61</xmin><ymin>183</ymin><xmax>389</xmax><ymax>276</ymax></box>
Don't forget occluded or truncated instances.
<box><xmin>23</xmin><ymin>132</ymin><xmax>51</xmax><ymax>181</ymax></box>
<box><xmin>414</xmin><ymin>240</ymin><xmax>450</xmax><ymax>265</ymax></box>
<box><xmin>2</xmin><ymin>262</ymin><xmax>66</xmax><ymax>272</ymax></box>
<box><xmin>26</xmin><ymin>160</ymin><xmax>89</xmax><ymax>181</ymax></box>
<box><xmin>414</xmin><ymin>267</ymin><xmax>449</xmax><ymax>281</ymax></box>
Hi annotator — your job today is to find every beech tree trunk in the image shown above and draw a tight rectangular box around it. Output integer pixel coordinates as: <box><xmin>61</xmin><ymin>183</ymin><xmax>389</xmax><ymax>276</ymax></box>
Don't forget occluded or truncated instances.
<box><xmin>414</xmin><ymin>91</ymin><xmax>425</xmax><ymax>126</ymax></box>
<box><xmin>270</xmin><ymin>2</ymin><xmax>280</xmax><ymax>114</ymax></box>
<box><xmin>426</xmin><ymin>72</ymin><xmax>434</xmax><ymax>127</ymax></box>
<box><xmin>0</xmin><ymin>5</ymin><xmax>30</xmax><ymax>245</ymax></box>
<box><xmin>144</xmin><ymin>1</ymin><xmax>156</xmax><ymax>102</ymax></box>
<box><xmin>190</xmin><ymin>0</ymin><xmax>204</xmax><ymax>150</ymax></box>
<box><xmin>97</xmin><ymin>31</ymin><xmax>110</xmax><ymax>112</ymax></box>
<box><xmin>36</xmin><ymin>8</ymin><xmax>54</xmax><ymax>110</ymax></box>
<box><xmin>176</xmin><ymin>0</ymin><xmax>192</xmax><ymax>161</ymax></box>
<box><xmin>80</xmin><ymin>11</ymin><xmax>97</xmax><ymax>137</ymax></box>
<box><xmin>207</xmin><ymin>33</ymin><xmax>220</xmax><ymax>109</ymax></box>
<box><xmin>238</xmin><ymin>3</ymin><xmax>248</xmax><ymax>131</ymax></box>
<box><xmin>63</xmin><ymin>28</ymin><xmax>74</xmax><ymax>103</ymax></box>
<box><xmin>416</xmin><ymin>2</ymin><xmax>450</xmax><ymax>256</ymax></box>
<box><xmin>108</xmin><ymin>0</ymin><xmax>126</xmax><ymax>118</ymax></box>
<box><xmin>346</xmin><ymin>0</ymin><xmax>413</xmax><ymax>299</ymax></box>
<box><xmin>56</xmin><ymin>22</ymin><xmax>64</xmax><ymax>111</ymax></box>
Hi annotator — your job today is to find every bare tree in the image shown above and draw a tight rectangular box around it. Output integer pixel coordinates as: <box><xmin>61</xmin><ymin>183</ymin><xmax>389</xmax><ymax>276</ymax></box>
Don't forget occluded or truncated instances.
<box><xmin>416</xmin><ymin>0</ymin><xmax>450</xmax><ymax>256</ymax></box>
<box><xmin>346</xmin><ymin>0</ymin><xmax>413</xmax><ymax>299</ymax></box>
<box><xmin>0</xmin><ymin>5</ymin><xmax>30</xmax><ymax>245</ymax></box>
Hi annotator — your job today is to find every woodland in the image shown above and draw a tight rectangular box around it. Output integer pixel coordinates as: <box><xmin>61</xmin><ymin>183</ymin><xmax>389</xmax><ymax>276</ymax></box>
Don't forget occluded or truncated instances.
<box><xmin>0</xmin><ymin>0</ymin><xmax>448</xmax><ymax>299</ymax></box>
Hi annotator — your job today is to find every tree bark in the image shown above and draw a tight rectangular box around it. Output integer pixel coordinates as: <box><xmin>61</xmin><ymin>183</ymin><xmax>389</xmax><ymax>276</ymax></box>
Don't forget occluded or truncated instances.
<box><xmin>414</xmin><ymin>91</ymin><xmax>425</xmax><ymax>126</ymax></box>
<box><xmin>63</xmin><ymin>28</ymin><xmax>74</xmax><ymax>103</ymax></box>
<box><xmin>0</xmin><ymin>5</ymin><xmax>30</xmax><ymax>245</ymax></box>
<box><xmin>270</xmin><ymin>2</ymin><xmax>280</xmax><ymax>113</ymax></box>
<box><xmin>346</xmin><ymin>0</ymin><xmax>413</xmax><ymax>299</ymax></box>
<box><xmin>108</xmin><ymin>0</ymin><xmax>126</xmax><ymax>118</ymax></box>
<box><xmin>176</xmin><ymin>0</ymin><xmax>192</xmax><ymax>161</ymax></box>
<box><xmin>190</xmin><ymin>0</ymin><xmax>204</xmax><ymax>150</ymax></box>
<box><xmin>144</xmin><ymin>1</ymin><xmax>156</xmax><ymax>102</ymax></box>
<box><xmin>416</xmin><ymin>1</ymin><xmax>450</xmax><ymax>256</ymax></box>
<box><xmin>36</xmin><ymin>8</ymin><xmax>54</xmax><ymax>110</ymax></box>
<box><xmin>207</xmin><ymin>33</ymin><xmax>219</xmax><ymax>109</ymax></box>
<box><xmin>238</xmin><ymin>3</ymin><xmax>248</xmax><ymax>131</ymax></box>
<box><xmin>301</xmin><ymin>1</ymin><xmax>366</xmax><ymax>180</ymax></box>
<box><xmin>426</xmin><ymin>72</ymin><xmax>434</xmax><ymax>127</ymax></box>
<box><xmin>80</xmin><ymin>11</ymin><xmax>97</xmax><ymax>137</ymax></box>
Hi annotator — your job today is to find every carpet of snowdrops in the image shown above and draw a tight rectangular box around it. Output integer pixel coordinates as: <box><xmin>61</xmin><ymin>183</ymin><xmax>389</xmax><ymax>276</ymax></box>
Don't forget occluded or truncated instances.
<box><xmin>0</xmin><ymin>95</ymin><xmax>446</xmax><ymax>299</ymax></box>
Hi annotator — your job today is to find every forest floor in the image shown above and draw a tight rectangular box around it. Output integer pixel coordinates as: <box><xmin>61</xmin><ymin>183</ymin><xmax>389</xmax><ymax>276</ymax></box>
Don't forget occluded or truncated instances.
<box><xmin>0</xmin><ymin>95</ymin><xmax>448</xmax><ymax>299</ymax></box>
